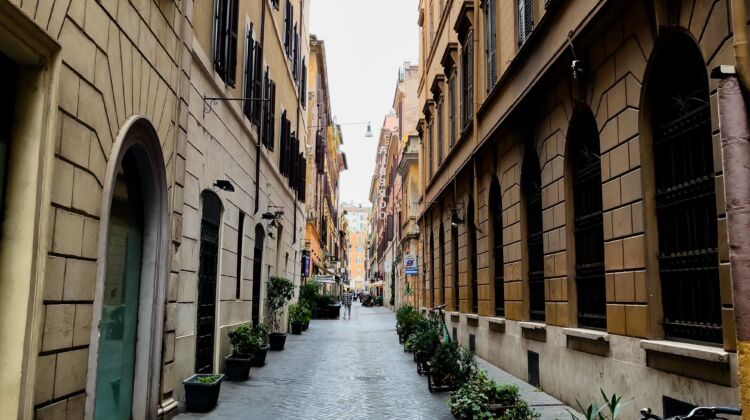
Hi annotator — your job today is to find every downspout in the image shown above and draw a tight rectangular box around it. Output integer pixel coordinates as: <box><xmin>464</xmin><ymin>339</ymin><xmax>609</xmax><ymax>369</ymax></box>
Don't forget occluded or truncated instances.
<box><xmin>725</xmin><ymin>0</ymin><xmax>750</xmax><ymax>414</ymax></box>
<box><xmin>732</xmin><ymin>0</ymin><xmax>750</xmax><ymax>91</ymax></box>
<box><xmin>254</xmin><ymin>0</ymin><xmax>267</xmax><ymax>214</ymax></box>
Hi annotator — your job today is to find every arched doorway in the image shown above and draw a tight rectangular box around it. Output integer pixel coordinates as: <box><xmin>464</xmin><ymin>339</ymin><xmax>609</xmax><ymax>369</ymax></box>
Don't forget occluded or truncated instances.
<box><xmin>195</xmin><ymin>191</ymin><xmax>222</xmax><ymax>374</ymax></box>
<box><xmin>568</xmin><ymin>109</ymin><xmax>606</xmax><ymax>329</ymax></box>
<box><xmin>89</xmin><ymin>117</ymin><xmax>168</xmax><ymax>420</ymax></box>
<box><xmin>647</xmin><ymin>32</ymin><xmax>721</xmax><ymax>343</ymax></box>
<box><xmin>252</xmin><ymin>224</ymin><xmax>265</xmax><ymax>326</ymax></box>
<box><xmin>489</xmin><ymin>177</ymin><xmax>504</xmax><ymax>316</ymax></box>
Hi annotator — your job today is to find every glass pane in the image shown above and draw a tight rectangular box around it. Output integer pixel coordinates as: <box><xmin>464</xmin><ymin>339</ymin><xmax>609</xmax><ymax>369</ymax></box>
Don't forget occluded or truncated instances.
<box><xmin>95</xmin><ymin>153</ymin><xmax>144</xmax><ymax>420</ymax></box>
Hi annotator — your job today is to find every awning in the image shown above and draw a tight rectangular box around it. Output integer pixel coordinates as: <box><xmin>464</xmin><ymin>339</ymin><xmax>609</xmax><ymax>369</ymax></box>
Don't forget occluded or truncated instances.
<box><xmin>313</xmin><ymin>275</ymin><xmax>336</xmax><ymax>284</ymax></box>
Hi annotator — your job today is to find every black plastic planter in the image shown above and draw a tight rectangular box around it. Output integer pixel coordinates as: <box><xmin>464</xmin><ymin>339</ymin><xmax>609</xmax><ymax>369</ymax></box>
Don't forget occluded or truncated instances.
<box><xmin>224</xmin><ymin>355</ymin><xmax>253</xmax><ymax>381</ymax></box>
<box><xmin>183</xmin><ymin>374</ymin><xmax>224</xmax><ymax>413</ymax></box>
<box><xmin>327</xmin><ymin>304</ymin><xmax>341</xmax><ymax>319</ymax></box>
<box><xmin>269</xmin><ymin>332</ymin><xmax>287</xmax><ymax>350</ymax></box>
<box><xmin>250</xmin><ymin>345</ymin><xmax>270</xmax><ymax>367</ymax></box>
<box><xmin>291</xmin><ymin>322</ymin><xmax>303</xmax><ymax>335</ymax></box>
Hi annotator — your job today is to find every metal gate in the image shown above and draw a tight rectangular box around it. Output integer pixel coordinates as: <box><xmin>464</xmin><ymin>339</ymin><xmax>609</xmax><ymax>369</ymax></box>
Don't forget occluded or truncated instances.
<box><xmin>523</xmin><ymin>150</ymin><xmax>545</xmax><ymax>322</ymax></box>
<box><xmin>252</xmin><ymin>225</ymin><xmax>265</xmax><ymax>326</ymax></box>
<box><xmin>195</xmin><ymin>197</ymin><xmax>220</xmax><ymax>374</ymax></box>
<box><xmin>490</xmin><ymin>179</ymin><xmax>505</xmax><ymax>316</ymax></box>
<box><xmin>468</xmin><ymin>199</ymin><xmax>478</xmax><ymax>314</ymax></box>
<box><xmin>571</xmin><ymin>112</ymin><xmax>606</xmax><ymax>329</ymax></box>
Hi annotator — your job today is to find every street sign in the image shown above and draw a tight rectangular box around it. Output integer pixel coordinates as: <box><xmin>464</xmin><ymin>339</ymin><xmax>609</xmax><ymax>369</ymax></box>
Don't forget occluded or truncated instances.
<box><xmin>404</xmin><ymin>254</ymin><xmax>418</xmax><ymax>276</ymax></box>
<box><xmin>314</xmin><ymin>275</ymin><xmax>336</xmax><ymax>284</ymax></box>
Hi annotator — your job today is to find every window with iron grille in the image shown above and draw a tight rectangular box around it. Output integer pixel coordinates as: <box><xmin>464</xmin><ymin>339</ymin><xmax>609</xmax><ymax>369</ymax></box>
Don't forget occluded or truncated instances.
<box><xmin>461</xmin><ymin>30</ymin><xmax>473</xmax><ymax>129</ymax></box>
<box><xmin>517</xmin><ymin>0</ymin><xmax>533</xmax><ymax>46</ymax></box>
<box><xmin>213</xmin><ymin>0</ymin><xmax>239</xmax><ymax>86</ymax></box>
<box><xmin>449</xmin><ymin>70</ymin><xmax>457</xmax><ymax>146</ymax></box>
<box><xmin>486</xmin><ymin>0</ymin><xmax>497</xmax><ymax>90</ymax></box>
<box><xmin>523</xmin><ymin>148</ymin><xmax>545</xmax><ymax>322</ymax></box>
<box><xmin>650</xmin><ymin>34</ymin><xmax>721</xmax><ymax>343</ymax></box>
<box><xmin>430</xmin><ymin>233</ymin><xmax>435</xmax><ymax>306</ymax></box>
<box><xmin>452</xmin><ymin>224</ymin><xmax>459</xmax><ymax>310</ymax></box>
<box><xmin>263</xmin><ymin>74</ymin><xmax>276</xmax><ymax>151</ymax></box>
<box><xmin>468</xmin><ymin>198</ymin><xmax>478</xmax><ymax>313</ymax></box>
<box><xmin>436</xmin><ymin>98</ymin><xmax>444</xmax><ymax>164</ymax></box>
<box><xmin>439</xmin><ymin>222</ymin><xmax>446</xmax><ymax>305</ymax></box>
<box><xmin>490</xmin><ymin>178</ymin><xmax>504</xmax><ymax>316</ymax></box>
<box><xmin>570</xmin><ymin>110</ymin><xmax>606</xmax><ymax>329</ymax></box>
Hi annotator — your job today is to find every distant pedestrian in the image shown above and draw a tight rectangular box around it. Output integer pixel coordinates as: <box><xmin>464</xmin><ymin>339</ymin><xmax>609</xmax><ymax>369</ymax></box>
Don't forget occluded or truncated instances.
<box><xmin>342</xmin><ymin>288</ymin><xmax>353</xmax><ymax>320</ymax></box>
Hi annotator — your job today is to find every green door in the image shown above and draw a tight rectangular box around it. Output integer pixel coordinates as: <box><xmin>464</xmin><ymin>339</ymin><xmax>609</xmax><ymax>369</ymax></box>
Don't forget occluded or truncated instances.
<box><xmin>94</xmin><ymin>152</ymin><xmax>144</xmax><ymax>420</ymax></box>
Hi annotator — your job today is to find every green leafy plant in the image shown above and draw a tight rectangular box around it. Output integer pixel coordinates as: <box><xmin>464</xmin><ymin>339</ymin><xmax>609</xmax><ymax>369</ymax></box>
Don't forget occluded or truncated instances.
<box><xmin>228</xmin><ymin>326</ymin><xmax>266</xmax><ymax>357</ymax></box>
<box><xmin>315</xmin><ymin>293</ymin><xmax>335</xmax><ymax>309</ymax></box>
<box><xmin>409</xmin><ymin>317</ymin><xmax>441</xmax><ymax>356</ymax></box>
<box><xmin>449</xmin><ymin>370</ymin><xmax>539</xmax><ymax>420</ymax></box>
<box><xmin>267</xmin><ymin>276</ymin><xmax>294</xmax><ymax>333</ymax></box>
<box><xmin>194</xmin><ymin>375</ymin><xmax>222</xmax><ymax>384</ymax></box>
<box><xmin>396</xmin><ymin>305</ymin><xmax>422</xmax><ymax>342</ymax></box>
<box><xmin>299</xmin><ymin>281</ymin><xmax>319</xmax><ymax>311</ymax></box>
<box><xmin>288</xmin><ymin>304</ymin><xmax>306</xmax><ymax>323</ymax></box>
<box><xmin>430</xmin><ymin>340</ymin><xmax>477</xmax><ymax>387</ymax></box>
<box><xmin>570</xmin><ymin>389</ymin><xmax>630</xmax><ymax>420</ymax></box>
<box><xmin>301</xmin><ymin>306</ymin><xmax>312</xmax><ymax>323</ymax></box>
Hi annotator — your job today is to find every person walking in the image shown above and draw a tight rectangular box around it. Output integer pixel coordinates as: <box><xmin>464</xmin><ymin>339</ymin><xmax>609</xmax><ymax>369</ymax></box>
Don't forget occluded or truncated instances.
<box><xmin>342</xmin><ymin>288</ymin><xmax>353</xmax><ymax>320</ymax></box>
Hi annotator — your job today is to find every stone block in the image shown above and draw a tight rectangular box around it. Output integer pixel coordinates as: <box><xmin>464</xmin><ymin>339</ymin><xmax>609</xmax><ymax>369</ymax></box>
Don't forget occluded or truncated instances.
<box><xmin>73</xmin><ymin>304</ymin><xmax>92</xmax><ymax>346</ymax></box>
<box><xmin>63</xmin><ymin>258</ymin><xmax>96</xmax><ymax>301</ymax></box>
<box><xmin>625</xmin><ymin>304</ymin><xmax>648</xmax><ymax>337</ymax></box>
<box><xmin>53</xmin><ymin>348</ymin><xmax>88</xmax><ymax>397</ymax></box>
<box><xmin>723</xmin><ymin>307</ymin><xmax>737</xmax><ymax>352</ymax></box>
<box><xmin>53</xmin><ymin>209</ymin><xmax>84</xmax><ymax>256</ymax></box>
<box><xmin>622</xmin><ymin>235</ymin><xmax>645</xmax><ymax>269</ymax></box>
<box><xmin>634</xmin><ymin>270</ymin><xmax>647</xmax><ymax>303</ymax></box>
<box><xmin>614</xmin><ymin>271</ymin><xmax>635</xmax><ymax>302</ymax></box>
<box><xmin>51</xmin><ymin>159</ymin><xmax>74</xmax><ymax>208</ymax></box>
<box><xmin>620</xmin><ymin>169</ymin><xmax>642</xmax><ymax>203</ymax></box>
<box><xmin>612</xmin><ymin>205</ymin><xmax>633</xmax><ymax>238</ymax></box>
<box><xmin>719</xmin><ymin>263</ymin><xmax>732</xmax><ymax>306</ymax></box>
<box><xmin>606</xmin><ymin>273</ymin><xmax>615</xmax><ymax>302</ymax></box>
<box><xmin>36</xmin><ymin>400</ymin><xmax>66</xmax><ymax>420</ymax></box>
<box><xmin>607</xmin><ymin>304</ymin><xmax>626</xmax><ymax>335</ymax></box>
<box><xmin>72</xmin><ymin>168</ymin><xmax>102</xmax><ymax>216</ymax></box>
<box><xmin>42</xmin><ymin>304</ymin><xmax>75</xmax><ymax>352</ymax></box>
<box><xmin>82</xmin><ymin>218</ymin><xmax>100</xmax><ymax>259</ymax></box>
<box><xmin>607</xmin><ymin>78</ymin><xmax>627</xmax><ymax>118</ymax></box>
<box><xmin>67</xmin><ymin>394</ymin><xmax>85</xmax><ymax>419</ymax></box>
<box><xmin>44</xmin><ymin>256</ymin><xmax>65</xmax><ymax>301</ymax></box>
<box><xmin>59</xmin><ymin>22</ymin><xmax>95</xmax><ymax>81</ymax></box>
<box><xmin>604</xmin><ymin>239</ymin><xmax>624</xmax><ymax>271</ymax></box>
<box><xmin>34</xmin><ymin>354</ymin><xmax>55</xmax><ymax>405</ymax></box>
<box><xmin>602</xmin><ymin>178</ymin><xmax>621</xmax><ymax>210</ymax></box>
<box><xmin>610</xmin><ymin>143</ymin><xmax>630</xmax><ymax>178</ymax></box>
<box><xmin>59</xmin><ymin>65</ymin><xmax>80</xmax><ymax>115</ymax></box>
<box><xmin>617</xmin><ymin>108</ymin><xmax>639</xmax><ymax>143</ymax></box>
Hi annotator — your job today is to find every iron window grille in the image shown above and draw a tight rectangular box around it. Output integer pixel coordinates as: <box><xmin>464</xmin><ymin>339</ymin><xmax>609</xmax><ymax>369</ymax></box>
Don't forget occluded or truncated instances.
<box><xmin>452</xmin><ymin>224</ymin><xmax>460</xmax><ymax>310</ymax></box>
<box><xmin>430</xmin><ymin>233</ymin><xmax>435</xmax><ymax>306</ymax></box>
<box><xmin>523</xmin><ymin>149</ymin><xmax>545</xmax><ymax>322</ymax></box>
<box><xmin>196</xmin><ymin>192</ymin><xmax>222</xmax><ymax>374</ymax></box>
<box><xmin>651</xmin><ymin>37</ymin><xmax>722</xmax><ymax>343</ymax></box>
<box><xmin>439</xmin><ymin>223</ymin><xmax>446</xmax><ymax>306</ymax></box>
<box><xmin>571</xmin><ymin>111</ymin><xmax>606</xmax><ymax>329</ymax></box>
<box><xmin>490</xmin><ymin>178</ymin><xmax>505</xmax><ymax>316</ymax></box>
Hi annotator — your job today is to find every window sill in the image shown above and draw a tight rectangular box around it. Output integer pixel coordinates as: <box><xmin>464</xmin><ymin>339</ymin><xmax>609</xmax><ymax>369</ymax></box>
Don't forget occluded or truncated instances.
<box><xmin>563</xmin><ymin>328</ymin><xmax>609</xmax><ymax>342</ymax></box>
<box><xmin>447</xmin><ymin>311</ymin><xmax>460</xmax><ymax>323</ymax></box>
<box><xmin>465</xmin><ymin>313</ymin><xmax>479</xmax><ymax>326</ymax></box>
<box><xmin>487</xmin><ymin>317</ymin><xmax>506</xmax><ymax>333</ymax></box>
<box><xmin>640</xmin><ymin>340</ymin><xmax>729</xmax><ymax>364</ymax></box>
<box><xmin>519</xmin><ymin>321</ymin><xmax>547</xmax><ymax>331</ymax></box>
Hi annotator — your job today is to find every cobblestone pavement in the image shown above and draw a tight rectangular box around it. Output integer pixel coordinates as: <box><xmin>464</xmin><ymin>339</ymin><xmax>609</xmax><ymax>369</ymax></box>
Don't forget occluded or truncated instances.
<box><xmin>177</xmin><ymin>304</ymin><xmax>575</xmax><ymax>420</ymax></box>
<box><xmin>178</xmin><ymin>304</ymin><xmax>454</xmax><ymax>420</ymax></box>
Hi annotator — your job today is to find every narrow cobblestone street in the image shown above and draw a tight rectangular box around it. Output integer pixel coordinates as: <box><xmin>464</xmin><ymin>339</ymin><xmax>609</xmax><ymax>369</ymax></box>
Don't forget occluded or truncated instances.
<box><xmin>178</xmin><ymin>304</ymin><xmax>454</xmax><ymax>419</ymax></box>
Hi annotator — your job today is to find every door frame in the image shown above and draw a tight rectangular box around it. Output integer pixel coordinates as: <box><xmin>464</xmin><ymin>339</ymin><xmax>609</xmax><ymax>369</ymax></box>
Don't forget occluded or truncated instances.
<box><xmin>85</xmin><ymin>116</ymin><xmax>169</xmax><ymax>420</ymax></box>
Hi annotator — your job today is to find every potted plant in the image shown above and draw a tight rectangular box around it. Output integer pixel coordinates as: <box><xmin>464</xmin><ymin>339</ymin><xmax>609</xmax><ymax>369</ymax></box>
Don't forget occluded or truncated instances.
<box><xmin>267</xmin><ymin>276</ymin><xmax>294</xmax><ymax>350</ymax></box>
<box><xmin>300</xmin><ymin>281</ymin><xmax>319</xmax><ymax>318</ymax></box>
<box><xmin>327</xmin><ymin>294</ymin><xmax>342</xmax><ymax>319</ymax></box>
<box><xmin>225</xmin><ymin>326</ymin><xmax>259</xmax><ymax>381</ymax></box>
<box><xmin>289</xmin><ymin>304</ymin><xmax>305</xmax><ymax>335</ymax></box>
<box><xmin>428</xmin><ymin>341</ymin><xmax>477</xmax><ymax>392</ymax></box>
<box><xmin>183</xmin><ymin>374</ymin><xmax>225</xmax><ymax>413</ymax></box>
<box><xmin>448</xmin><ymin>370</ymin><xmax>539</xmax><ymax>419</ymax></box>
<box><xmin>301</xmin><ymin>306</ymin><xmax>312</xmax><ymax>330</ymax></box>
<box><xmin>249</xmin><ymin>324</ymin><xmax>270</xmax><ymax>367</ymax></box>
<box><xmin>315</xmin><ymin>293</ymin><xmax>334</xmax><ymax>318</ymax></box>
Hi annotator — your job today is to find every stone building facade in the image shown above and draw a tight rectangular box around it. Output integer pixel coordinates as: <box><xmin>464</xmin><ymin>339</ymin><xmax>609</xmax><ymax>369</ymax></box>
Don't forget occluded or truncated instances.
<box><xmin>0</xmin><ymin>0</ymin><xmax>310</xmax><ymax>418</ymax></box>
<box><xmin>416</xmin><ymin>0</ymin><xmax>743</xmax><ymax>416</ymax></box>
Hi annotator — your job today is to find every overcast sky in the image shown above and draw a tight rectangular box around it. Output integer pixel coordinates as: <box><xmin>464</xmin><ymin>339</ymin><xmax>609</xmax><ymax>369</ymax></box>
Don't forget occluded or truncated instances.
<box><xmin>310</xmin><ymin>0</ymin><xmax>419</xmax><ymax>207</ymax></box>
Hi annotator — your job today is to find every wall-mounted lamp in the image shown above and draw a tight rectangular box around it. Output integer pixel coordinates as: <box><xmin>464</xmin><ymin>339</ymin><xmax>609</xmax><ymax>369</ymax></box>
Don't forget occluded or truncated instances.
<box><xmin>451</xmin><ymin>208</ymin><xmax>465</xmax><ymax>228</ymax></box>
<box><xmin>214</xmin><ymin>180</ymin><xmax>235</xmax><ymax>192</ymax></box>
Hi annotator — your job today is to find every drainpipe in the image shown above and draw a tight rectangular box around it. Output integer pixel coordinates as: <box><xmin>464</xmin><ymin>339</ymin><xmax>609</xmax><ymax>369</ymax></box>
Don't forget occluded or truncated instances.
<box><xmin>254</xmin><ymin>0</ymin><xmax>267</xmax><ymax>214</ymax></box>
<box><xmin>724</xmin><ymin>0</ymin><xmax>750</xmax><ymax>413</ymax></box>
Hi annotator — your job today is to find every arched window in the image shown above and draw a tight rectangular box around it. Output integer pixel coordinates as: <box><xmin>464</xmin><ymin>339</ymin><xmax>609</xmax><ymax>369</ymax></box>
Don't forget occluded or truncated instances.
<box><xmin>649</xmin><ymin>33</ymin><xmax>721</xmax><ymax>343</ymax></box>
<box><xmin>523</xmin><ymin>147</ymin><xmax>545</xmax><ymax>322</ymax></box>
<box><xmin>468</xmin><ymin>197</ymin><xmax>478</xmax><ymax>313</ymax></box>
<box><xmin>252</xmin><ymin>224</ymin><xmax>265</xmax><ymax>326</ymax></box>
<box><xmin>439</xmin><ymin>221</ymin><xmax>446</xmax><ymax>305</ymax></box>
<box><xmin>452</xmin><ymin>223</ymin><xmax>460</xmax><ymax>311</ymax></box>
<box><xmin>429</xmin><ymin>233</ymin><xmax>435</xmax><ymax>307</ymax></box>
<box><xmin>90</xmin><ymin>118</ymin><xmax>168</xmax><ymax>419</ymax></box>
<box><xmin>489</xmin><ymin>177</ymin><xmax>505</xmax><ymax>316</ymax></box>
<box><xmin>195</xmin><ymin>191</ymin><xmax>222</xmax><ymax>374</ymax></box>
<box><xmin>569</xmin><ymin>110</ymin><xmax>606</xmax><ymax>329</ymax></box>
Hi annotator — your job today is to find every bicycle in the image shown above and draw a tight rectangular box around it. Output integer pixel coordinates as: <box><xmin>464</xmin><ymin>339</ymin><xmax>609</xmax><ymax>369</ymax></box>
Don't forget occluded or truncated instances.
<box><xmin>639</xmin><ymin>406</ymin><xmax>741</xmax><ymax>419</ymax></box>
<box><xmin>429</xmin><ymin>303</ymin><xmax>452</xmax><ymax>343</ymax></box>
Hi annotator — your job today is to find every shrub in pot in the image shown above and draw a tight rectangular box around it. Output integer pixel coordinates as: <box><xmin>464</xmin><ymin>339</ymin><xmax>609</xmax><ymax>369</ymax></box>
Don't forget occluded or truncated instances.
<box><xmin>301</xmin><ymin>306</ymin><xmax>312</xmax><ymax>330</ymax></box>
<box><xmin>448</xmin><ymin>370</ymin><xmax>539</xmax><ymax>419</ymax></box>
<box><xmin>289</xmin><ymin>304</ymin><xmax>305</xmax><ymax>335</ymax></box>
<box><xmin>429</xmin><ymin>341</ymin><xmax>477</xmax><ymax>389</ymax></box>
<box><xmin>183</xmin><ymin>374</ymin><xmax>225</xmax><ymax>413</ymax></box>
<box><xmin>225</xmin><ymin>326</ymin><xmax>261</xmax><ymax>381</ymax></box>
<box><xmin>410</xmin><ymin>318</ymin><xmax>441</xmax><ymax>373</ymax></box>
<box><xmin>249</xmin><ymin>324</ymin><xmax>270</xmax><ymax>367</ymax></box>
<box><xmin>315</xmin><ymin>294</ymin><xmax>334</xmax><ymax>318</ymax></box>
<box><xmin>299</xmin><ymin>281</ymin><xmax>319</xmax><ymax>312</ymax></box>
<box><xmin>267</xmin><ymin>276</ymin><xmax>294</xmax><ymax>350</ymax></box>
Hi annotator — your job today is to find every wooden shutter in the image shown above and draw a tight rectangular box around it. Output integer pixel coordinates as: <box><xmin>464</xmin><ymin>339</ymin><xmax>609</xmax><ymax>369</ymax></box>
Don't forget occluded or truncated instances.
<box><xmin>252</xmin><ymin>40</ymin><xmax>263</xmax><ymax>124</ymax></box>
<box><xmin>292</xmin><ymin>24</ymin><xmax>299</xmax><ymax>80</ymax></box>
<box><xmin>243</xmin><ymin>24</ymin><xmax>254</xmax><ymax>120</ymax></box>
<box><xmin>268</xmin><ymin>80</ymin><xmax>276</xmax><ymax>150</ymax></box>
<box><xmin>298</xmin><ymin>154</ymin><xmax>307</xmax><ymax>202</ymax></box>
<box><xmin>486</xmin><ymin>0</ymin><xmax>497</xmax><ymax>89</ymax></box>
<box><xmin>213</xmin><ymin>0</ymin><xmax>225</xmax><ymax>70</ymax></box>
<box><xmin>300</xmin><ymin>59</ymin><xmax>307</xmax><ymax>108</ymax></box>
<box><xmin>466</xmin><ymin>30</ymin><xmax>473</xmax><ymax>122</ymax></box>
<box><xmin>279</xmin><ymin>111</ymin><xmax>287</xmax><ymax>174</ymax></box>
<box><xmin>226</xmin><ymin>0</ymin><xmax>239</xmax><ymax>86</ymax></box>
